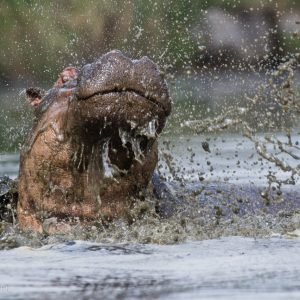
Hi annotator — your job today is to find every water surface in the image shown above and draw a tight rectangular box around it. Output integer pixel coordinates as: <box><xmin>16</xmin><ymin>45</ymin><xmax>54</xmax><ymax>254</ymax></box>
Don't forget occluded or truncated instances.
<box><xmin>1</xmin><ymin>72</ymin><xmax>300</xmax><ymax>299</ymax></box>
<box><xmin>1</xmin><ymin>237</ymin><xmax>300</xmax><ymax>300</ymax></box>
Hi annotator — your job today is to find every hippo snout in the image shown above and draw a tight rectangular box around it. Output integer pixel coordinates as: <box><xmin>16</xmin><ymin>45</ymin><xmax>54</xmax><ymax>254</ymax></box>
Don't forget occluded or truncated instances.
<box><xmin>77</xmin><ymin>50</ymin><xmax>171</xmax><ymax>116</ymax></box>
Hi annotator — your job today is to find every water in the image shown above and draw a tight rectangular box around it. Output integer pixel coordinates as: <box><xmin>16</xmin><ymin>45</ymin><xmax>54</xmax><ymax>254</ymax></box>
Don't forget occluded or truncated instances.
<box><xmin>0</xmin><ymin>153</ymin><xmax>19</xmax><ymax>179</ymax></box>
<box><xmin>1</xmin><ymin>70</ymin><xmax>300</xmax><ymax>299</ymax></box>
<box><xmin>159</xmin><ymin>133</ymin><xmax>300</xmax><ymax>188</ymax></box>
<box><xmin>1</xmin><ymin>134</ymin><xmax>300</xmax><ymax>299</ymax></box>
<box><xmin>1</xmin><ymin>237</ymin><xmax>300</xmax><ymax>300</ymax></box>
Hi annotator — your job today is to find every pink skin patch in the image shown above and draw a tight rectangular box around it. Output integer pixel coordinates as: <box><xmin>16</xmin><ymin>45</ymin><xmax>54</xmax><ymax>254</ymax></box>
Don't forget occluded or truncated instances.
<box><xmin>54</xmin><ymin>67</ymin><xmax>78</xmax><ymax>88</ymax></box>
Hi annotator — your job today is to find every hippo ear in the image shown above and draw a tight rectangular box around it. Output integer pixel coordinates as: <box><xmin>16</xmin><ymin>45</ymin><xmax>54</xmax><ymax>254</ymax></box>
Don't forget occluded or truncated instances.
<box><xmin>25</xmin><ymin>87</ymin><xmax>45</xmax><ymax>107</ymax></box>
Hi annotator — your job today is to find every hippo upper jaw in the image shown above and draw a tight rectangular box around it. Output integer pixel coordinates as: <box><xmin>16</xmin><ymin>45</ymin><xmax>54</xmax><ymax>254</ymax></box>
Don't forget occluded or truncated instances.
<box><xmin>76</xmin><ymin>50</ymin><xmax>171</xmax><ymax>118</ymax></box>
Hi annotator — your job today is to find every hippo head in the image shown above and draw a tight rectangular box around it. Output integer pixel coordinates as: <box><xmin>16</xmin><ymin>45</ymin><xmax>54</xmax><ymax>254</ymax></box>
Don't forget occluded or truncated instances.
<box><xmin>18</xmin><ymin>50</ymin><xmax>171</xmax><ymax>233</ymax></box>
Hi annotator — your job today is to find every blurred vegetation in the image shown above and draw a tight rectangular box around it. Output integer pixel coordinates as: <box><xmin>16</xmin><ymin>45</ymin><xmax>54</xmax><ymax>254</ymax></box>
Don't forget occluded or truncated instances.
<box><xmin>1</xmin><ymin>0</ymin><xmax>300</xmax><ymax>85</ymax></box>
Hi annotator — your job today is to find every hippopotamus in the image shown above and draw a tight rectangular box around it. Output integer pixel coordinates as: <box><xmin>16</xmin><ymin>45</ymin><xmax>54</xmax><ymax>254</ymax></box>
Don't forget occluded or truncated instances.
<box><xmin>17</xmin><ymin>50</ymin><xmax>171</xmax><ymax>233</ymax></box>
<box><xmin>1</xmin><ymin>50</ymin><xmax>300</xmax><ymax>234</ymax></box>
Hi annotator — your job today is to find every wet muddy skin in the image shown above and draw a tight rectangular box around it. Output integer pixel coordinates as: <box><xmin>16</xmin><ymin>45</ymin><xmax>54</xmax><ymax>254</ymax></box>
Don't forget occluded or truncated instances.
<box><xmin>1</xmin><ymin>173</ymin><xmax>300</xmax><ymax>244</ymax></box>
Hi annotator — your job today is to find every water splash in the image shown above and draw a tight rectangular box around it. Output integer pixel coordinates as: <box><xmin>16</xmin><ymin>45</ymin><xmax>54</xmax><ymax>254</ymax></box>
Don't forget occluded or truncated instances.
<box><xmin>176</xmin><ymin>55</ymin><xmax>300</xmax><ymax>191</ymax></box>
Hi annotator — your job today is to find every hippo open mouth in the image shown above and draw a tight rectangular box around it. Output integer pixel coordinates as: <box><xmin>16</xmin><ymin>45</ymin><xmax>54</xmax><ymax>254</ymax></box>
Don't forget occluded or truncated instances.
<box><xmin>66</xmin><ymin>50</ymin><xmax>171</xmax><ymax>173</ymax></box>
<box><xmin>18</xmin><ymin>50</ymin><xmax>171</xmax><ymax>232</ymax></box>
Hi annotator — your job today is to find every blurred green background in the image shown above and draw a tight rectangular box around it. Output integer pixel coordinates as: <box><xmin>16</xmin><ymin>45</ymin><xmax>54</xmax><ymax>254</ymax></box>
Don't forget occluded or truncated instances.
<box><xmin>1</xmin><ymin>0</ymin><xmax>299</xmax><ymax>85</ymax></box>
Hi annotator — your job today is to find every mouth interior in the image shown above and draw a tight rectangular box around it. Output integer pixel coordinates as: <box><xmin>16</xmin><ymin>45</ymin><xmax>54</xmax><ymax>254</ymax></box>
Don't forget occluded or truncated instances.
<box><xmin>74</xmin><ymin>85</ymin><xmax>162</xmax><ymax>175</ymax></box>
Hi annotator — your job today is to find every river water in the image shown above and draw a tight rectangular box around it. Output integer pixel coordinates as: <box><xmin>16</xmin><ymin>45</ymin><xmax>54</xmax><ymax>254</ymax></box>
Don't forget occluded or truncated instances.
<box><xmin>1</xmin><ymin>71</ymin><xmax>300</xmax><ymax>299</ymax></box>
<box><xmin>1</xmin><ymin>237</ymin><xmax>300</xmax><ymax>300</ymax></box>
<box><xmin>1</xmin><ymin>134</ymin><xmax>300</xmax><ymax>300</ymax></box>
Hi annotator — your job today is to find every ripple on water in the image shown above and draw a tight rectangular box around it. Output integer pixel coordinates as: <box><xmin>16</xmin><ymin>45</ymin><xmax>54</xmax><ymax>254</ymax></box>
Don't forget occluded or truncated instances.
<box><xmin>1</xmin><ymin>237</ymin><xmax>300</xmax><ymax>299</ymax></box>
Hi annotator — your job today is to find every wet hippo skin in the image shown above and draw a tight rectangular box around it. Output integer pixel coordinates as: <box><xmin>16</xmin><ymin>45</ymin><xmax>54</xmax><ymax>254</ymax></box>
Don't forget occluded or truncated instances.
<box><xmin>18</xmin><ymin>50</ymin><xmax>171</xmax><ymax>233</ymax></box>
